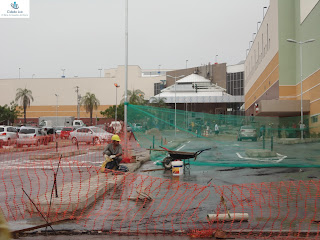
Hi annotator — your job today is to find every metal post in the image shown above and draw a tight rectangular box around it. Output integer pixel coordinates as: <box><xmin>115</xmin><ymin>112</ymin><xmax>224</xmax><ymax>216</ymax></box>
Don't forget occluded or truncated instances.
<box><xmin>153</xmin><ymin>135</ymin><xmax>155</xmax><ymax>149</ymax></box>
<box><xmin>55</xmin><ymin>94</ymin><xmax>59</xmax><ymax>126</ymax></box>
<box><xmin>75</xmin><ymin>86</ymin><xmax>80</xmax><ymax>120</ymax></box>
<box><xmin>263</xmin><ymin>7</ymin><xmax>267</xmax><ymax>19</ymax></box>
<box><xmin>124</xmin><ymin>0</ymin><xmax>128</xmax><ymax>156</ymax></box>
<box><xmin>287</xmin><ymin>38</ymin><xmax>315</xmax><ymax>140</ymax></box>
<box><xmin>175</xmin><ymin>76</ymin><xmax>177</xmax><ymax>137</ymax></box>
<box><xmin>257</xmin><ymin>22</ymin><xmax>261</xmax><ymax>33</ymax></box>
<box><xmin>167</xmin><ymin>75</ymin><xmax>184</xmax><ymax>138</ymax></box>
<box><xmin>54</xmin><ymin>172</ymin><xmax>58</xmax><ymax>198</ymax></box>
<box><xmin>263</xmin><ymin>132</ymin><xmax>265</xmax><ymax>149</ymax></box>
<box><xmin>19</xmin><ymin>68</ymin><xmax>21</xmax><ymax>79</ymax></box>
<box><xmin>271</xmin><ymin>135</ymin><xmax>274</xmax><ymax>152</ymax></box>
<box><xmin>115</xmin><ymin>86</ymin><xmax>118</xmax><ymax>122</ymax></box>
<box><xmin>299</xmin><ymin>43</ymin><xmax>304</xmax><ymax>140</ymax></box>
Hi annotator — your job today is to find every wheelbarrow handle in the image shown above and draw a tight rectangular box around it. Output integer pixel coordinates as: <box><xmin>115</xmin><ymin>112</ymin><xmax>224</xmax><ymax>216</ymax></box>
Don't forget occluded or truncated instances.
<box><xmin>159</xmin><ymin>146</ymin><xmax>170</xmax><ymax>151</ymax></box>
<box><xmin>194</xmin><ymin>148</ymin><xmax>211</xmax><ymax>160</ymax></box>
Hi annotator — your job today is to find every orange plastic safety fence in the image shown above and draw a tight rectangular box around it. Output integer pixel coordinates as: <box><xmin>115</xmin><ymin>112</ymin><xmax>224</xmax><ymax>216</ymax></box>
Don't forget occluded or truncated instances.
<box><xmin>0</xmin><ymin>136</ymin><xmax>320</xmax><ymax>239</ymax></box>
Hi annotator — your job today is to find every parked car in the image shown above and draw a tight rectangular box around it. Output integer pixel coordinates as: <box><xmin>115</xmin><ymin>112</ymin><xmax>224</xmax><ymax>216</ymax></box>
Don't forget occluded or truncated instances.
<box><xmin>54</xmin><ymin>126</ymin><xmax>64</xmax><ymax>138</ymax></box>
<box><xmin>13</xmin><ymin>126</ymin><xmax>22</xmax><ymax>132</ymax></box>
<box><xmin>69</xmin><ymin>127</ymin><xmax>113</xmax><ymax>145</ymax></box>
<box><xmin>0</xmin><ymin>125</ymin><xmax>18</xmax><ymax>146</ymax></box>
<box><xmin>60</xmin><ymin>127</ymin><xmax>75</xmax><ymax>139</ymax></box>
<box><xmin>133</xmin><ymin>123</ymin><xmax>142</xmax><ymax>131</ymax></box>
<box><xmin>237</xmin><ymin>125</ymin><xmax>258</xmax><ymax>141</ymax></box>
<box><xmin>17</xmin><ymin>127</ymin><xmax>53</xmax><ymax>147</ymax></box>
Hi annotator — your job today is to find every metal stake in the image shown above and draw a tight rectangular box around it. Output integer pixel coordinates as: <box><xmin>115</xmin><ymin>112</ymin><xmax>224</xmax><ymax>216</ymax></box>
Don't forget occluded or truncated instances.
<box><xmin>22</xmin><ymin>188</ymin><xmax>56</xmax><ymax>233</ymax></box>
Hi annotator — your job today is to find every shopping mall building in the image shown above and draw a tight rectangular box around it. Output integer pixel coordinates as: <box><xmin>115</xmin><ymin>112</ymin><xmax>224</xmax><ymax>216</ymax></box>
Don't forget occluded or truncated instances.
<box><xmin>245</xmin><ymin>0</ymin><xmax>320</xmax><ymax>129</ymax></box>
<box><xmin>0</xmin><ymin>66</ymin><xmax>168</xmax><ymax>124</ymax></box>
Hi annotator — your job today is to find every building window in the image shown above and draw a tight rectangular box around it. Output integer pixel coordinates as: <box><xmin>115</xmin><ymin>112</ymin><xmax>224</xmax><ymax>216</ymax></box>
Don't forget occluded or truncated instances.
<box><xmin>311</xmin><ymin>116</ymin><xmax>318</xmax><ymax>123</ymax></box>
<box><xmin>227</xmin><ymin>71</ymin><xmax>244</xmax><ymax>96</ymax></box>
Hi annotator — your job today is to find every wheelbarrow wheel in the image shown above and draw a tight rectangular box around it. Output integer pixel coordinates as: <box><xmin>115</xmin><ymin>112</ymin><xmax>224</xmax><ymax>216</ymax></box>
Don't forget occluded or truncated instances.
<box><xmin>162</xmin><ymin>157</ymin><xmax>173</xmax><ymax>170</ymax></box>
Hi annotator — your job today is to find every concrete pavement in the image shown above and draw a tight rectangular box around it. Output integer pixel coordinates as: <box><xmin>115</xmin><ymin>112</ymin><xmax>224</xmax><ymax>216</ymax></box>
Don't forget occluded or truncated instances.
<box><xmin>27</xmin><ymin>149</ymin><xmax>150</xmax><ymax>214</ymax></box>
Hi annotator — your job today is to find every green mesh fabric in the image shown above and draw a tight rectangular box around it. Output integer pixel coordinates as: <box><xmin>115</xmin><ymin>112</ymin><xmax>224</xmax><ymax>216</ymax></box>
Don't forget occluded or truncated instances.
<box><xmin>128</xmin><ymin>104</ymin><xmax>320</xmax><ymax>168</ymax></box>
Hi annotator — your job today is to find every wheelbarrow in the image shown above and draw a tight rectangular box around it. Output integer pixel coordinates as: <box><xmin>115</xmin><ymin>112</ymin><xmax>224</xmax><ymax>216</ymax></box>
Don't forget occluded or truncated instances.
<box><xmin>159</xmin><ymin>146</ymin><xmax>211</xmax><ymax>170</ymax></box>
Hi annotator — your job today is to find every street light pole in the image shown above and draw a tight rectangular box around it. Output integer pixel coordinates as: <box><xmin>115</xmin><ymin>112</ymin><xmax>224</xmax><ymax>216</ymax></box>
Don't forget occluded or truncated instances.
<box><xmin>19</xmin><ymin>68</ymin><xmax>21</xmax><ymax>79</ymax></box>
<box><xmin>55</xmin><ymin>94</ymin><xmax>59</xmax><ymax>126</ymax></box>
<box><xmin>114</xmin><ymin>83</ymin><xmax>120</xmax><ymax>122</ymax></box>
<box><xmin>186</xmin><ymin>60</ymin><xmax>188</xmax><ymax>69</ymax></box>
<box><xmin>124</xmin><ymin>0</ymin><xmax>128</xmax><ymax>156</ymax></box>
<box><xmin>257</xmin><ymin>22</ymin><xmax>261</xmax><ymax>33</ymax></box>
<box><xmin>263</xmin><ymin>6</ymin><xmax>268</xmax><ymax>19</ymax></box>
<box><xmin>98</xmin><ymin>68</ymin><xmax>102</xmax><ymax>78</ymax></box>
<box><xmin>249</xmin><ymin>41</ymin><xmax>253</xmax><ymax>49</ymax></box>
<box><xmin>75</xmin><ymin>86</ymin><xmax>80</xmax><ymax>119</ymax></box>
<box><xmin>167</xmin><ymin>75</ymin><xmax>185</xmax><ymax>137</ymax></box>
<box><xmin>61</xmin><ymin>69</ymin><xmax>66</xmax><ymax>78</ymax></box>
<box><xmin>287</xmin><ymin>38</ymin><xmax>315</xmax><ymax>140</ymax></box>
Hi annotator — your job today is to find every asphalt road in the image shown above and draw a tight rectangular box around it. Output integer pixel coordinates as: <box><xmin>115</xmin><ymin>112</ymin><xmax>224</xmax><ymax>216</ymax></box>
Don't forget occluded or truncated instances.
<box><xmin>140</xmin><ymin>137</ymin><xmax>320</xmax><ymax>185</ymax></box>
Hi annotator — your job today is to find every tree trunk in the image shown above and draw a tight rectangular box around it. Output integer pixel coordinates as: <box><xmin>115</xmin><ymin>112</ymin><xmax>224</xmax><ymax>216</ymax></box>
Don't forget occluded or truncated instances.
<box><xmin>24</xmin><ymin>106</ymin><xmax>27</xmax><ymax>124</ymax></box>
<box><xmin>90</xmin><ymin>110</ymin><xmax>93</xmax><ymax>126</ymax></box>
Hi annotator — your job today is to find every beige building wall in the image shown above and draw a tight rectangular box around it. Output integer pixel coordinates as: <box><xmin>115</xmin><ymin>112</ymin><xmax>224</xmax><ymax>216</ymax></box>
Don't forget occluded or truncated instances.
<box><xmin>244</xmin><ymin>0</ymin><xmax>279</xmax><ymax>111</ymax></box>
<box><xmin>300</xmin><ymin>0</ymin><xmax>320</xmax><ymax>23</ymax></box>
<box><xmin>0</xmin><ymin>66</ymin><xmax>164</xmax><ymax>118</ymax></box>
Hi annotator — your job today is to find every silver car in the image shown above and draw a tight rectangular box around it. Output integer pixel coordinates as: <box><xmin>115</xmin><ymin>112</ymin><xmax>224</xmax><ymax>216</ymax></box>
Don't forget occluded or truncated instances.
<box><xmin>17</xmin><ymin>127</ymin><xmax>51</xmax><ymax>147</ymax></box>
<box><xmin>69</xmin><ymin>127</ymin><xmax>113</xmax><ymax>145</ymax></box>
<box><xmin>237</xmin><ymin>125</ymin><xmax>258</xmax><ymax>141</ymax></box>
<box><xmin>0</xmin><ymin>125</ymin><xmax>18</xmax><ymax>146</ymax></box>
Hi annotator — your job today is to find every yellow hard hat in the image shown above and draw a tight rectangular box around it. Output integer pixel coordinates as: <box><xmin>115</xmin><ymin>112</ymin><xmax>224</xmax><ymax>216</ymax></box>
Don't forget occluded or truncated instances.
<box><xmin>111</xmin><ymin>134</ymin><xmax>121</xmax><ymax>142</ymax></box>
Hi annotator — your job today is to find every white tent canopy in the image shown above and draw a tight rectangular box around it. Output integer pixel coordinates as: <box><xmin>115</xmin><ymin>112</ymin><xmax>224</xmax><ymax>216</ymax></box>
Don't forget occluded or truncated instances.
<box><xmin>151</xmin><ymin>74</ymin><xmax>244</xmax><ymax>104</ymax></box>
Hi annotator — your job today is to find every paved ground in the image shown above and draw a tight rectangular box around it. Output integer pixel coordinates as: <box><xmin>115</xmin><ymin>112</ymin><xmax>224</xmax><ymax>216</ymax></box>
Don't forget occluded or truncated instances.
<box><xmin>1</xmin><ymin>136</ymin><xmax>319</xmax><ymax>238</ymax></box>
<box><xmin>140</xmin><ymin>137</ymin><xmax>320</xmax><ymax>186</ymax></box>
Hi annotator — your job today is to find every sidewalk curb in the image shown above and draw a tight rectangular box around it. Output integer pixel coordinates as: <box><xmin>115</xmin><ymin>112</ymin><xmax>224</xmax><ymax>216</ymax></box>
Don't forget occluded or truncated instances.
<box><xmin>29</xmin><ymin>150</ymin><xmax>88</xmax><ymax>160</ymax></box>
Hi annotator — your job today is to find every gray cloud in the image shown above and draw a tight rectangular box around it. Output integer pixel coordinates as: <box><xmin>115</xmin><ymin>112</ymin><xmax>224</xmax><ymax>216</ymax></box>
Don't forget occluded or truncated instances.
<box><xmin>0</xmin><ymin>0</ymin><xmax>269</xmax><ymax>79</ymax></box>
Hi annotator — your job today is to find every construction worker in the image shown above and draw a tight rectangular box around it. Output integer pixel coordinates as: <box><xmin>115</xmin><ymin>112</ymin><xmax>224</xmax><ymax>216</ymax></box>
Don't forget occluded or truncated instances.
<box><xmin>102</xmin><ymin>134</ymin><xmax>123</xmax><ymax>170</ymax></box>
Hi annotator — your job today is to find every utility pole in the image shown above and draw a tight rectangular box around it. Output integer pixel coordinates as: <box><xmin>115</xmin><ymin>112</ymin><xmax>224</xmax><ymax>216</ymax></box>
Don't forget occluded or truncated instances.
<box><xmin>75</xmin><ymin>86</ymin><xmax>80</xmax><ymax>119</ymax></box>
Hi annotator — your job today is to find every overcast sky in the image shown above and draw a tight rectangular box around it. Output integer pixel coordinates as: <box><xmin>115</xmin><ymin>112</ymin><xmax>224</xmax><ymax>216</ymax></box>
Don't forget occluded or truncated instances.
<box><xmin>0</xmin><ymin>0</ymin><xmax>270</xmax><ymax>79</ymax></box>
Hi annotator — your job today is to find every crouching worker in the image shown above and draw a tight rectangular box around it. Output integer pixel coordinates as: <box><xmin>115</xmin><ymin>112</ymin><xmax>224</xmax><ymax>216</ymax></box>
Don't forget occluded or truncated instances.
<box><xmin>101</xmin><ymin>134</ymin><xmax>123</xmax><ymax>172</ymax></box>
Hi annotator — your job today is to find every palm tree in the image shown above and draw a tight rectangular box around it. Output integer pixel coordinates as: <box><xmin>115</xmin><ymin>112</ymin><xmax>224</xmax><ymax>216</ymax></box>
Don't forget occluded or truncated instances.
<box><xmin>121</xmin><ymin>89</ymin><xmax>145</xmax><ymax>105</ymax></box>
<box><xmin>80</xmin><ymin>92</ymin><xmax>100</xmax><ymax>125</ymax></box>
<box><xmin>149</xmin><ymin>96</ymin><xmax>167</xmax><ymax>108</ymax></box>
<box><xmin>15</xmin><ymin>88</ymin><xmax>34</xmax><ymax>124</ymax></box>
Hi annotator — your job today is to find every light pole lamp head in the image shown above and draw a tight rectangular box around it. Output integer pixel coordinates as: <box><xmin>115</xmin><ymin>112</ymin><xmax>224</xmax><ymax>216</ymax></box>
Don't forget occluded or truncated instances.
<box><xmin>303</xmin><ymin>39</ymin><xmax>315</xmax><ymax>44</ymax></box>
<box><xmin>287</xmin><ymin>39</ymin><xmax>298</xmax><ymax>43</ymax></box>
